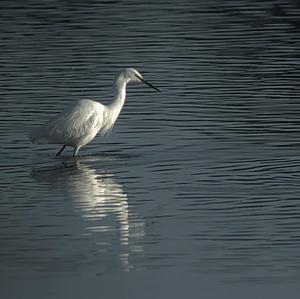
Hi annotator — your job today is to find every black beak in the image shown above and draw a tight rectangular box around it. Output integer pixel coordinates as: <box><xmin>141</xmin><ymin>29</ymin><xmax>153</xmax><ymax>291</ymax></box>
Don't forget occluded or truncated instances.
<box><xmin>138</xmin><ymin>76</ymin><xmax>160</xmax><ymax>92</ymax></box>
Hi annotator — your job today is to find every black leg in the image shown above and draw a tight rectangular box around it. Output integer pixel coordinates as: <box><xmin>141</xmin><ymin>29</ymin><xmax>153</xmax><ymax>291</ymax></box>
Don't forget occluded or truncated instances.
<box><xmin>56</xmin><ymin>145</ymin><xmax>66</xmax><ymax>156</ymax></box>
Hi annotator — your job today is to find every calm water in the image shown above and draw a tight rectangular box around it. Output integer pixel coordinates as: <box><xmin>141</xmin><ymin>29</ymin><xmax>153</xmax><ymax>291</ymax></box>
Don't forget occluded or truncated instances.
<box><xmin>1</xmin><ymin>0</ymin><xmax>300</xmax><ymax>298</ymax></box>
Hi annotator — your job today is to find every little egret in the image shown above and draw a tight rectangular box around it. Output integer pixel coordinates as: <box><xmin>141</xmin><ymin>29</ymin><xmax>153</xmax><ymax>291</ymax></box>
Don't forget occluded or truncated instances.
<box><xmin>28</xmin><ymin>68</ymin><xmax>160</xmax><ymax>157</ymax></box>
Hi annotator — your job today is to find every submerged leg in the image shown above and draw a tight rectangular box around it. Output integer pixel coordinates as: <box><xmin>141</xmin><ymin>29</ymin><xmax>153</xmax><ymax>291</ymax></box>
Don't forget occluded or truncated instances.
<box><xmin>56</xmin><ymin>145</ymin><xmax>66</xmax><ymax>156</ymax></box>
<box><xmin>73</xmin><ymin>147</ymin><xmax>80</xmax><ymax>157</ymax></box>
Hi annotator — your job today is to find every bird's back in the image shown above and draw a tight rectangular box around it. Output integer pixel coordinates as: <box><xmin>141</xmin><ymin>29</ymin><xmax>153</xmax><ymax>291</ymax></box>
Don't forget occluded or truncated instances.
<box><xmin>28</xmin><ymin>99</ymin><xmax>106</xmax><ymax>147</ymax></box>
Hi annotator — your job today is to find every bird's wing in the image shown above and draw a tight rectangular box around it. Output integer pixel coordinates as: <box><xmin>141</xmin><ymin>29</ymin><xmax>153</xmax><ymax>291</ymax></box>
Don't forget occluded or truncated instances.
<box><xmin>29</xmin><ymin>100</ymin><xmax>105</xmax><ymax>145</ymax></box>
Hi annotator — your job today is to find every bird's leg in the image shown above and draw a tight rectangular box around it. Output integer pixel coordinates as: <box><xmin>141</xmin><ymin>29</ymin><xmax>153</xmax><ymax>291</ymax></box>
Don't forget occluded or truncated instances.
<box><xmin>56</xmin><ymin>145</ymin><xmax>66</xmax><ymax>156</ymax></box>
<box><xmin>73</xmin><ymin>147</ymin><xmax>80</xmax><ymax>157</ymax></box>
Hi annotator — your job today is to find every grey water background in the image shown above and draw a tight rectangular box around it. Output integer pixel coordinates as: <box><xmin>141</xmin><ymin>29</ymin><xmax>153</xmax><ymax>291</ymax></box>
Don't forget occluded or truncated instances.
<box><xmin>1</xmin><ymin>0</ymin><xmax>300</xmax><ymax>298</ymax></box>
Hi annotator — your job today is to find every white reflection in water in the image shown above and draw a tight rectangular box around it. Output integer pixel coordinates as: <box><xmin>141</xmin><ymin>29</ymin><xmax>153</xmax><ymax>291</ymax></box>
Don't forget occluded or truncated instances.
<box><xmin>32</xmin><ymin>161</ymin><xmax>144</xmax><ymax>271</ymax></box>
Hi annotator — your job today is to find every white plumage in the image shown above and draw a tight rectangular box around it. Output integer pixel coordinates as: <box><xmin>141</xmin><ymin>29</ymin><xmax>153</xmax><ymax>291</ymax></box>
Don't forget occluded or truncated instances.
<box><xmin>28</xmin><ymin>68</ymin><xmax>159</xmax><ymax>157</ymax></box>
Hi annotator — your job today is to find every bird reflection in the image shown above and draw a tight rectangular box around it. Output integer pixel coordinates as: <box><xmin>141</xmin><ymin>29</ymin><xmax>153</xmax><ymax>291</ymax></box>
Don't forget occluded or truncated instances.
<box><xmin>31</xmin><ymin>160</ymin><xmax>144</xmax><ymax>271</ymax></box>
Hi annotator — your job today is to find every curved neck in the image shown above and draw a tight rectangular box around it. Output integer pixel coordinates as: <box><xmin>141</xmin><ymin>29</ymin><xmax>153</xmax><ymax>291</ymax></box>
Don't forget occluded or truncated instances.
<box><xmin>109</xmin><ymin>76</ymin><xmax>127</xmax><ymax>112</ymax></box>
<box><xmin>99</xmin><ymin>73</ymin><xmax>129</xmax><ymax>135</ymax></box>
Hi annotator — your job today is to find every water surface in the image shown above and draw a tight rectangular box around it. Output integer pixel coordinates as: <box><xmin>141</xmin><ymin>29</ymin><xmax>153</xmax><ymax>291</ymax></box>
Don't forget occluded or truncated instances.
<box><xmin>1</xmin><ymin>0</ymin><xmax>300</xmax><ymax>298</ymax></box>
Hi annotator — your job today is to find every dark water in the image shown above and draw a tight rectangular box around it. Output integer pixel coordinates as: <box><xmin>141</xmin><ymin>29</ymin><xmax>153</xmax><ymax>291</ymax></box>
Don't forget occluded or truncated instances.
<box><xmin>1</xmin><ymin>0</ymin><xmax>300</xmax><ymax>298</ymax></box>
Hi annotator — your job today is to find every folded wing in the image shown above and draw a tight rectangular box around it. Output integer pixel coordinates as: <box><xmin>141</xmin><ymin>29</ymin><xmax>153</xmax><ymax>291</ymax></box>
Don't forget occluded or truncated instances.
<box><xmin>28</xmin><ymin>99</ymin><xmax>105</xmax><ymax>146</ymax></box>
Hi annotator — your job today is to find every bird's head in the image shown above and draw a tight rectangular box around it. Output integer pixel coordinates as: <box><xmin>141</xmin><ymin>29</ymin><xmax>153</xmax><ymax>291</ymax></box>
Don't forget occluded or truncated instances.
<box><xmin>118</xmin><ymin>68</ymin><xmax>160</xmax><ymax>92</ymax></box>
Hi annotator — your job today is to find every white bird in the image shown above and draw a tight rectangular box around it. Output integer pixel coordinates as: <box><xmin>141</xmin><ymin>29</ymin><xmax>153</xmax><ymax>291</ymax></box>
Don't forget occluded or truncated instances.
<box><xmin>28</xmin><ymin>68</ymin><xmax>160</xmax><ymax>157</ymax></box>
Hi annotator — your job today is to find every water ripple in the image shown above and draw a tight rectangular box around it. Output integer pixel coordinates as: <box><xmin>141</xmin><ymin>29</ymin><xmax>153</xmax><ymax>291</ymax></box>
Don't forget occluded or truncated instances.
<box><xmin>1</xmin><ymin>0</ymin><xmax>300</xmax><ymax>297</ymax></box>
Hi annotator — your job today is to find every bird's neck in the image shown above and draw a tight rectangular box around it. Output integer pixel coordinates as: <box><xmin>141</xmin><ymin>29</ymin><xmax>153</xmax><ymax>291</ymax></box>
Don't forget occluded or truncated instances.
<box><xmin>109</xmin><ymin>78</ymin><xmax>127</xmax><ymax>115</ymax></box>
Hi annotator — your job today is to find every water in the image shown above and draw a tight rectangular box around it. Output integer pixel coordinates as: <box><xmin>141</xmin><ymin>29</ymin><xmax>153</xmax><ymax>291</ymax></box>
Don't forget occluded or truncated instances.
<box><xmin>1</xmin><ymin>0</ymin><xmax>300</xmax><ymax>298</ymax></box>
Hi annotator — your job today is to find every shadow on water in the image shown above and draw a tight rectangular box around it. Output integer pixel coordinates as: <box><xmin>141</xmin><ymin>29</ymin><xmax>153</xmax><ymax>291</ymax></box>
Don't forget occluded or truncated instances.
<box><xmin>31</xmin><ymin>149</ymin><xmax>142</xmax><ymax>164</ymax></box>
<box><xmin>30</xmin><ymin>161</ymin><xmax>145</xmax><ymax>272</ymax></box>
